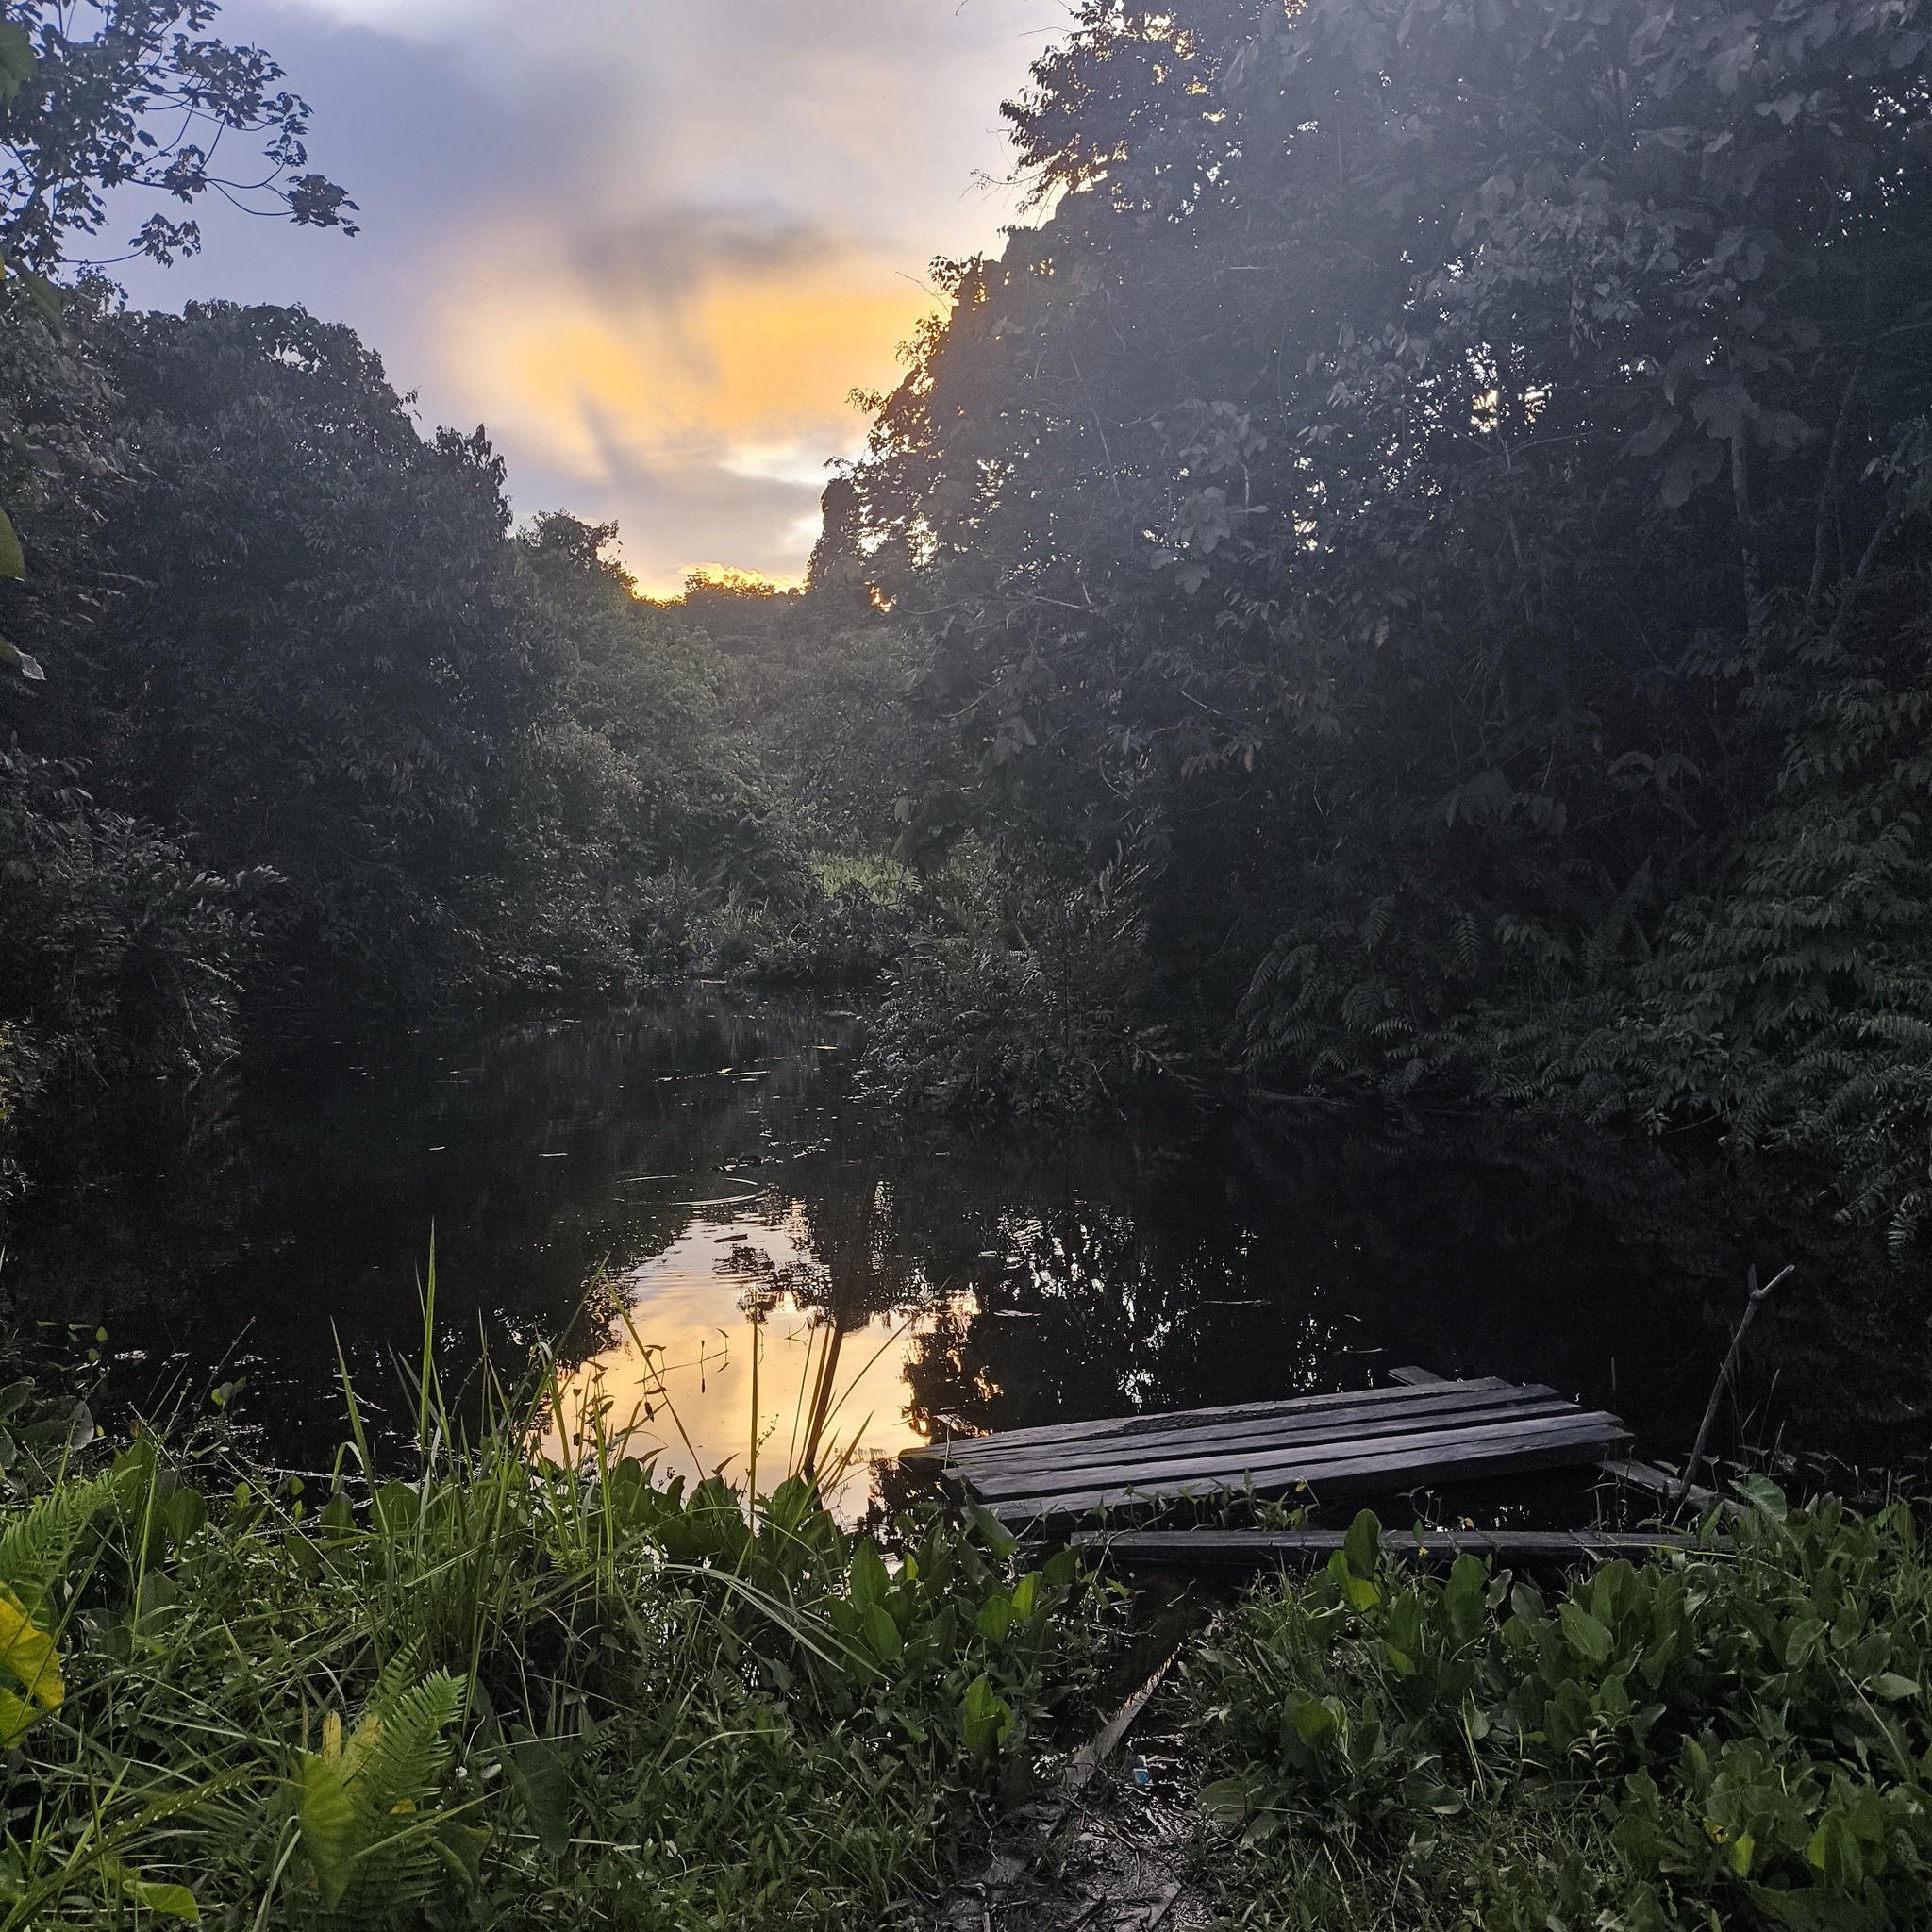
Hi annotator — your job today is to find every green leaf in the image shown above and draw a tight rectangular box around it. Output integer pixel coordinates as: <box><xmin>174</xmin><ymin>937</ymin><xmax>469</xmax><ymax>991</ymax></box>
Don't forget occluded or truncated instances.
<box><xmin>862</xmin><ymin>1601</ymin><xmax>902</xmax><ymax>1660</ymax></box>
<box><xmin>1342</xmin><ymin>1507</ymin><xmax>1381</xmax><ymax>1579</ymax></box>
<box><xmin>848</xmin><ymin>1538</ymin><xmax>888</xmax><ymax>1610</ymax></box>
<box><xmin>506</xmin><ymin>1732</ymin><xmax>574</xmax><ymax>1858</ymax></box>
<box><xmin>1442</xmin><ymin>1553</ymin><xmax>1489</xmax><ymax>1642</ymax></box>
<box><xmin>1558</xmin><ymin>1602</ymin><xmax>1613</xmax><ymax>1664</ymax></box>
<box><xmin>432</xmin><ymin>1817</ymin><xmax>490</xmax><ymax>1892</ymax></box>
<box><xmin>298</xmin><ymin>1754</ymin><xmax>361</xmax><ymax>1907</ymax></box>
<box><xmin>961</xmin><ymin>1673</ymin><xmax>1011</xmax><ymax>1756</ymax></box>
<box><xmin>0</xmin><ymin>508</ymin><xmax>23</xmax><ymax>580</ymax></box>
<box><xmin>1200</xmin><ymin>1774</ymin><xmax>1259</xmax><ymax>1823</ymax></box>
<box><xmin>1733</xmin><ymin>1474</ymin><xmax>1787</xmax><ymax>1522</ymax></box>
<box><xmin>976</xmin><ymin>1591</ymin><xmax>1015</xmax><ymax>1643</ymax></box>
<box><xmin>136</xmin><ymin>1883</ymin><xmax>200</xmax><ymax>1921</ymax></box>
<box><xmin>1871</xmin><ymin>1672</ymin><xmax>1921</xmax><ymax>1701</ymax></box>
<box><xmin>1290</xmin><ymin>1691</ymin><xmax>1338</xmax><ymax>1744</ymax></box>
<box><xmin>0</xmin><ymin>23</ymin><xmax>32</xmax><ymax>103</ymax></box>
<box><xmin>965</xmin><ymin>1503</ymin><xmax>1017</xmax><ymax>1558</ymax></box>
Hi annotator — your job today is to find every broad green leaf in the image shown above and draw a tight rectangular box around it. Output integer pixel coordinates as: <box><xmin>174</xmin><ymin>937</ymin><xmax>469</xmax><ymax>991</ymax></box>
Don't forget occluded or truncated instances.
<box><xmin>1342</xmin><ymin>1507</ymin><xmax>1380</xmax><ymax>1579</ymax></box>
<box><xmin>506</xmin><ymin>1731</ymin><xmax>573</xmax><ymax>1858</ymax></box>
<box><xmin>136</xmin><ymin>1883</ymin><xmax>200</xmax><ymax>1921</ymax></box>
<box><xmin>1290</xmin><ymin>1692</ymin><xmax>1338</xmax><ymax>1744</ymax></box>
<box><xmin>432</xmin><ymin>1817</ymin><xmax>490</xmax><ymax>1891</ymax></box>
<box><xmin>297</xmin><ymin>1753</ymin><xmax>362</xmax><ymax>1907</ymax></box>
<box><xmin>848</xmin><ymin>1538</ymin><xmax>888</xmax><ymax>1609</ymax></box>
<box><xmin>0</xmin><ymin>1591</ymin><xmax>61</xmax><ymax>1718</ymax></box>
<box><xmin>961</xmin><ymin>1673</ymin><xmax>1011</xmax><ymax>1756</ymax></box>
<box><xmin>0</xmin><ymin>508</ymin><xmax>22</xmax><ymax>580</ymax></box>
<box><xmin>965</xmin><ymin>1503</ymin><xmax>1017</xmax><ymax>1558</ymax></box>
<box><xmin>862</xmin><ymin>1601</ymin><xmax>902</xmax><ymax>1660</ymax></box>
<box><xmin>1199</xmin><ymin>1774</ymin><xmax>1258</xmax><ymax>1823</ymax></box>
<box><xmin>1442</xmin><ymin>1553</ymin><xmax>1488</xmax><ymax>1641</ymax></box>
<box><xmin>0</xmin><ymin>1688</ymin><xmax>33</xmax><ymax>1748</ymax></box>
<box><xmin>976</xmin><ymin>1591</ymin><xmax>1015</xmax><ymax>1642</ymax></box>
<box><xmin>1558</xmin><ymin>1602</ymin><xmax>1613</xmax><ymax>1664</ymax></box>
<box><xmin>1733</xmin><ymin>1474</ymin><xmax>1788</xmax><ymax>1522</ymax></box>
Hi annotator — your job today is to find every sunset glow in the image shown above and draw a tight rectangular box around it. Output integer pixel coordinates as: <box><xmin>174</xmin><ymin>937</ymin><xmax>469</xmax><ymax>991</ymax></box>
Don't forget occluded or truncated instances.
<box><xmin>111</xmin><ymin>0</ymin><xmax>1063</xmax><ymax>590</ymax></box>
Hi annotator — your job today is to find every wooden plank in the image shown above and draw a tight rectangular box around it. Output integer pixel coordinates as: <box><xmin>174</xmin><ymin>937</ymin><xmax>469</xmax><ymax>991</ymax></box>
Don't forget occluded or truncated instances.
<box><xmin>908</xmin><ymin>1376</ymin><xmax>1518</xmax><ymax>1462</ymax></box>
<box><xmin>935</xmin><ymin>1388</ymin><xmax>1580</xmax><ymax>1492</ymax></box>
<box><xmin>964</xmin><ymin>1408</ymin><xmax>1628</xmax><ymax>1506</ymax></box>
<box><xmin>1599</xmin><ymin>1457</ymin><xmax>1726</xmax><ymax>1516</ymax></box>
<box><xmin>930</xmin><ymin>1384</ymin><xmax>1565</xmax><ymax>1484</ymax></box>
<box><xmin>928</xmin><ymin>1382</ymin><xmax>1557</xmax><ymax>1473</ymax></box>
<box><xmin>1075</xmin><ymin>1527</ymin><xmax>1716</xmax><ymax>1567</ymax></box>
<box><xmin>1386</xmin><ymin>1365</ymin><xmax>1449</xmax><ymax>1385</ymax></box>
<box><xmin>986</xmin><ymin>1412</ymin><xmax>1632</xmax><ymax>1524</ymax></box>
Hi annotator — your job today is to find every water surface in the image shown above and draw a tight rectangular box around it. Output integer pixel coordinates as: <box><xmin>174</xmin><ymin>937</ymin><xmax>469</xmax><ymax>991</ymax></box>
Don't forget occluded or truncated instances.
<box><xmin>7</xmin><ymin>995</ymin><xmax>1927</xmax><ymax>1507</ymax></box>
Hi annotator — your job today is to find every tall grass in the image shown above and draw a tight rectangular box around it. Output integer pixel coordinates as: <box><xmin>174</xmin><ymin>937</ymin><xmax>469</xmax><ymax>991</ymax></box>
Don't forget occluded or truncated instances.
<box><xmin>0</xmin><ymin>1294</ymin><xmax>1110</xmax><ymax>1928</ymax></box>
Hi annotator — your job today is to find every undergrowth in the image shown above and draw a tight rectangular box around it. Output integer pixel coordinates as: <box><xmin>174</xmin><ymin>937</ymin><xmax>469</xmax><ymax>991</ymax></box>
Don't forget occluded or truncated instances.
<box><xmin>1194</xmin><ymin>1488</ymin><xmax>1932</xmax><ymax>1929</ymax></box>
<box><xmin>0</xmin><ymin>1336</ymin><xmax>1115</xmax><ymax>1928</ymax></box>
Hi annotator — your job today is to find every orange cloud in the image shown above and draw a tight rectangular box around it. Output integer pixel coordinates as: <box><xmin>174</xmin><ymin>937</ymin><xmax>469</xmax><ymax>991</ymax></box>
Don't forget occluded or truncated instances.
<box><xmin>441</xmin><ymin>235</ymin><xmax>932</xmax><ymax>589</ymax></box>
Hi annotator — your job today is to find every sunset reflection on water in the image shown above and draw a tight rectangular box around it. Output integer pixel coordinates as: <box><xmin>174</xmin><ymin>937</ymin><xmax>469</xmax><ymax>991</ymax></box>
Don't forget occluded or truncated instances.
<box><xmin>541</xmin><ymin>1208</ymin><xmax>954</xmax><ymax>1517</ymax></box>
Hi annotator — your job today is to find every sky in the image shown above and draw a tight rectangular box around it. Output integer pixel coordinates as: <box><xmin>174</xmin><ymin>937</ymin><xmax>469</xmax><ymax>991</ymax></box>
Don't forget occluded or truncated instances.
<box><xmin>106</xmin><ymin>0</ymin><xmax>1068</xmax><ymax>593</ymax></box>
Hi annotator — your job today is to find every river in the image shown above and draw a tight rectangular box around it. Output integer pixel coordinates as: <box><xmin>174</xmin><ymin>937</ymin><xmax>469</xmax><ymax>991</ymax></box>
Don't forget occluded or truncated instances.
<box><xmin>5</xmin><ymin>994</ymin><xmax>1927</xmax><ymax>1509</ymax></box>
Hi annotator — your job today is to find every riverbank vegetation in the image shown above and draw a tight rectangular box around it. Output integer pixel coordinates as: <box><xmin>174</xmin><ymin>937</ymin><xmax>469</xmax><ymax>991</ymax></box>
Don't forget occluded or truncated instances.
<box><xmin>0</xmin><ymin>1350</ymin><xmax>1109</xmax><ymax>1930</ymax></box>
<box><xmin>1195</xmin><ymin>1489</ymin><xmax>1932</xmax><ymax>1928</ymax></box>
<box><xmin>832</xmin><ymin>0</ymin><xmax>1932</xmax><ymax>1241</ymax></box>
<box><xmin>11</xmin><ymin>1341</ymin><xmax>1932</xmax><ymax>1932</ymax></box>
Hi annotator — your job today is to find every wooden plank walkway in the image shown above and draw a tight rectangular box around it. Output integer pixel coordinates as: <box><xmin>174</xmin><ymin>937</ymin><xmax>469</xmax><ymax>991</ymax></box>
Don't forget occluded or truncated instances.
<box><xmin>1077</xmin><ymin>1527</ymin><xmax>1714</xmax><ymax>1568</ymax></box>
<box><xmin>905</xmin><ymin>1374</ymin><xmax>1633</xmax><ymax>1525</ymax></box>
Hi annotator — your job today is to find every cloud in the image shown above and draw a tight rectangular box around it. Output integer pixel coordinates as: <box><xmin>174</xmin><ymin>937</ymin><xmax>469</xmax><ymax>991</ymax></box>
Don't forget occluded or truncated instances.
<box><xmin>113</xmin><ymin>0</ymin><xmax>1071</xmax><ymax>591</ymax></box>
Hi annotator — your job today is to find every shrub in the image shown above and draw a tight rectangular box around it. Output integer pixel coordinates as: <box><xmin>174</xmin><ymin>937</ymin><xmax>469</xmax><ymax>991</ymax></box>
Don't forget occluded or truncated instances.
<box><xmin>1197</xmin><ymin>1490</ymin><xmax>1932</xmax><ymax>1929</ymax></box>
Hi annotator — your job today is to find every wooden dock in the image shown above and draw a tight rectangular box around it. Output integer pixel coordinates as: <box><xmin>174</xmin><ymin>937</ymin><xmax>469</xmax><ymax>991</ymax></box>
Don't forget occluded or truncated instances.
<box><xmin>1076</xmin><ymin>1527</ymin><xmax>1714</xmax><ymax>1568</ymax></box>
<box><xmin>904</xmin><ymin>1371</ymin><xmax>1634</xmax><ymax>1526</ymax></box>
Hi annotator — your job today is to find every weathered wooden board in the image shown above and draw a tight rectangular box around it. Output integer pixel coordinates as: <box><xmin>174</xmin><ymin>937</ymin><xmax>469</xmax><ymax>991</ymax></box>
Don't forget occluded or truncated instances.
<box><xmin>959</xmin><ymin>1409</ymin><xmax>1621</xmax><ymax>1505</ymax></box>
<box><xmin>1077</xmin><ymin>1527</ymin><xmax>1716</xmax><ymax>1568</ymax></box>
<box><xmin>930</xmin><ymin>1387</ymin><xmax>1579</xmax><ymax>1492</ymax></box>
<box><xmin>976</xmin><ymin>1412</ymin><xmax>1632</xmax><ymax>1524</ymax></box>
<box><xmin>920</xmin><ymin>1376</ymin><xmax>1519</xmax><ymax>1461</ymax></box>
<box><xmin>906</xmin><ymin>1372</ymin><xmax>1634</xmax><ymax>1526</ymax></box>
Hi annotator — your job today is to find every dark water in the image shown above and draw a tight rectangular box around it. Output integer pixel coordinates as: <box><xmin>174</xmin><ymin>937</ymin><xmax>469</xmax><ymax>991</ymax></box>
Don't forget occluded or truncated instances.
<box><xmin>6</xmin><ymin>995</ymin><xmax>1929</xmax><ymax>1496</ymax></box>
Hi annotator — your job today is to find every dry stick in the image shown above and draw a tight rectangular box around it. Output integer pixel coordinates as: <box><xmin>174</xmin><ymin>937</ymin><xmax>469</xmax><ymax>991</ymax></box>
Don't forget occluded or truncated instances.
<box><xmin>1673</xmin><ymin>1262</ymin><xmax>1794</xmax><ymax>1510</ymax></box>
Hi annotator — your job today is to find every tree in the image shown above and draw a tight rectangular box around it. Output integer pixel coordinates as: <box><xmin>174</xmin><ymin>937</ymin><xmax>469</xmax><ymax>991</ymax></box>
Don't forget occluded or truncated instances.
<box><xmin>852</xmin><ymin>0</ymin><xmax>1932</xmax><ymax>1224</ymax></box>
<box><xmin>0</xmin><ymin>0</ymin><xmax>354</xmax><ymax>274</ymax></box>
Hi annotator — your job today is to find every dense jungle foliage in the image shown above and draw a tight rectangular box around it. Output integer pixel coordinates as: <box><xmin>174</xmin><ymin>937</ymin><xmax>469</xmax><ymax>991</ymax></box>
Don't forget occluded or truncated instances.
<box><xmin>0</xmin><ymin>5</ymin><xmax>921</xmax><ymax>1124</ymax></box>
<box><xmin>837</xmin><ymin>0</ymin><xmax>1932</xmax><ymax>1240</ymax></box>
<box><xmin>16</xmin><ymin>0</ymin><xmax>1932</xmax><ymax>1261</ymax></box>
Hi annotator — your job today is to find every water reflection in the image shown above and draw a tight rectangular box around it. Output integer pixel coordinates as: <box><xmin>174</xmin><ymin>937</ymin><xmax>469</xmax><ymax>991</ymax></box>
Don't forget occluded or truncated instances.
<box><xmin>543</xmin><ymin>1213</ymin><xmax>952</xmax><ymax>1514</ymax></box>
<box><xmin>3</xmin><ymin>993</ymin><xmax>1928</xmax><ymax>1501</ymax></box>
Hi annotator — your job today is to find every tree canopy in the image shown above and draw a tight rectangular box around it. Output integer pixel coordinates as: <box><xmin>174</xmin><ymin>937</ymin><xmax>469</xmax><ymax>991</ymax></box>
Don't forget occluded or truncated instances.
<box><xmin>850</xmin><ymin>0</ymin><xmax>1932</xmax><ymax>1234</ymax></box>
